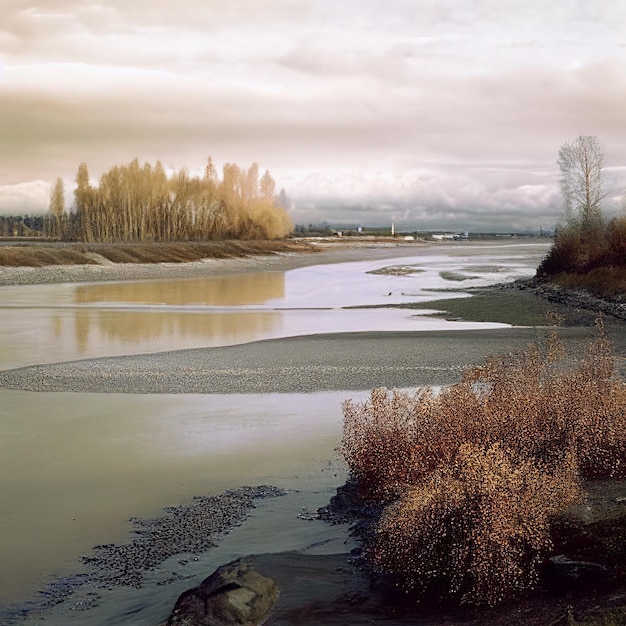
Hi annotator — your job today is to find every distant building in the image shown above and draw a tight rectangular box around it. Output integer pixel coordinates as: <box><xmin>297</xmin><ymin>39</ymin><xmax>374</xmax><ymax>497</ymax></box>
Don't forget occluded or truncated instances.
<box><xmin>432</xmin><ymin>230</ymin><xmax>468</xmax><ymax>241</ymax></box>
<box><xmin>431</xmin><ymin>233</ymin><xmax>456</xmax><ymax>240</ymax></box>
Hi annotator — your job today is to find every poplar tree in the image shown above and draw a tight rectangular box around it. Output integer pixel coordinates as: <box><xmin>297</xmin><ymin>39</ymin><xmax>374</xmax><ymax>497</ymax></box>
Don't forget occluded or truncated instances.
<box><xmin>49</xmin><ymin>178</ymin><xmax>65</xmax><ymax>217</ymax></box>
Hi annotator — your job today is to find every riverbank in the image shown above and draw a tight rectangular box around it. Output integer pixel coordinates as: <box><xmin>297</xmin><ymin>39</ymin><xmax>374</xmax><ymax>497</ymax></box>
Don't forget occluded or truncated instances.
<box><xmin>0</xmin><ymin>238</ymin><xmax>423</xmax><ymax>285</ymax></box>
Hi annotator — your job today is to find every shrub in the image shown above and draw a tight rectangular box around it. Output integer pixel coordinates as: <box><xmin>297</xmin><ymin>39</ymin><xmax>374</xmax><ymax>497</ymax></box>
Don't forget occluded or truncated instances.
<box><xmin>537</xmin><ymin>228</ymin><xmax>587</xmax><ymax>276</ymax></box>
<box><xmin>607</xmin><ymin>216</ymin><xmax>626</xmax><ymax>267</ymax></box>
<box><xmin>370</xmin><ymin>443</ymin><xmax>581</xmax><ymax>606</ymax></box>
<box><xmin>340</xmin><ymin>324</ymin><xmax>626</xmax><ymax>605</ymax></box>
<box><xmin>536</xmin><ymin>215</ymin><xmax>626</xmax><ymax>295</ymax></box>
<box><xmin>341</xmin><ymin>325</ymin><xmax>626</xmax><ymax>507</ymax></box>
<box><xmin>341</xmin><ymin>387</ymin><xmax>440</xmax><ymax>502</ymax></box>
<box><xmin>461</xmin><ymin>326</ymin><xmax>626</xmax><ymax>478</ymax></box>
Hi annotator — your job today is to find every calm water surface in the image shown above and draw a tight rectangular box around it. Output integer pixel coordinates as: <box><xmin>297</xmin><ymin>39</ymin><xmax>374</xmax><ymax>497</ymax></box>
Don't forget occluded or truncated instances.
<box><xmin>0</xmin><ymin>241</ymin><xmax>549</xmax><ymax>611</ymax></box>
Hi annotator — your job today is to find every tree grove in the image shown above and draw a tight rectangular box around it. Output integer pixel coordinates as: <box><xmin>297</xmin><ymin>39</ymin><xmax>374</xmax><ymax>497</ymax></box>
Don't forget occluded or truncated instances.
<box><xmin>51</xmin><ymin>158</ymin><xmax>293</xmax><ymax>242</ymax></box>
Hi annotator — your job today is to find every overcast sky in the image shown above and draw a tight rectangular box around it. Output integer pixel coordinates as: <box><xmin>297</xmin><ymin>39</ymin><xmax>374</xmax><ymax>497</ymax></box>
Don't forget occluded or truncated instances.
<box><xmin>2</xmin><ymin>0</ymin><xmax>626</xmax><ymax>231</ymax></box>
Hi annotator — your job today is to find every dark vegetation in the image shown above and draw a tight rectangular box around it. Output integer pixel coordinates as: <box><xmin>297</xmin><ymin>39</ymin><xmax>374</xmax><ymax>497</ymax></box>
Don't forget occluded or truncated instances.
<box><xmin>0</xmin><ymin>215</ymin><xmax>48</xmax><ymax>238</ymax></box>
<box><xmin>339</xmin><ymin>325</ymin><xmax>626</xmax><ymax>611</ymax></box>
<box><xmin>537</xmin><ymin>215</ymin><xmax>626</xmax><ymax>298</ymax></box>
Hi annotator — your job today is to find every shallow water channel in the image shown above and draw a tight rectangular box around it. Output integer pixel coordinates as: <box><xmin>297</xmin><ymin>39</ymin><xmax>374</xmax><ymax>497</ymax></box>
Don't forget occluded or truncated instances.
<box><xmin>0</xmin><ymin>241</ymin><xmax>550</xmax><ymax>621</ymax></box>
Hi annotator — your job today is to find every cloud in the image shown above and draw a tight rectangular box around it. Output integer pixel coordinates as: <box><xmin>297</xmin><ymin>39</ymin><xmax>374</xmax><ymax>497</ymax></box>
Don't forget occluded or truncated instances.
<box><xmin>0</xmin><ymin>180</ymin><xmax>51</xmax><ymax>215</ymax></box>
<box><xmin>1</xmin><ymin>0</ymin><xmax>626</xmax><ymax>229</ymax></box>
<box><xmin>285</xmin><ymin>168</ymin><xmax>562</xmax><ymax>231</ymax></box>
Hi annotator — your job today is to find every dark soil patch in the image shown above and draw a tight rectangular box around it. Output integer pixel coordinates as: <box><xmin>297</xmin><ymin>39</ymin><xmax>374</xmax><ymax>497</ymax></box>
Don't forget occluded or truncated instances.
<box><xmin>349</xmin><ymin>284</ymin><xmax>604</xmax><ymax>327</ymax></box>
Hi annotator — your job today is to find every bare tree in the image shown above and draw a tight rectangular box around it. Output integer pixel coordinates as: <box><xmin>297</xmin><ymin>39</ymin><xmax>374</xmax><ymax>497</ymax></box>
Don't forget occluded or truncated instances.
<box><xmin>74</xmin><ymin>162</ymin><xmax>96</xmax><ymax>242</ymax></box>
<box><xmin>47</xmin><ymin>177</ymin><xmax>65</xmax><ymax>237</ymax></box>
<box><xmin>557</xmin><ymin>135</ymin><xmax>605</xmax><ymax>236</ymax></box>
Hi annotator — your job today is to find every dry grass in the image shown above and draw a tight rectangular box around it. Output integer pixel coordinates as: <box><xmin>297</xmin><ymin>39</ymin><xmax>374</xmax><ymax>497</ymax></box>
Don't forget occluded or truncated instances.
<box><xmin>551</xmin><ymin>267</ymin><xmax>626</xmax><ymax>299</ymax></box>
<box><xmin>0</xmin><ymin>246</ymin><xmax>98</xmax><ymax>267</ymax></box>
<box><xmin>0</xmin><ymin>240</ymin><xmax>317</xmax><ymax>267</ymax></box>
<box><xmin>340</xmin><ymin>323</ymin><xmax>626</xmax><ymax>605</ymax></box>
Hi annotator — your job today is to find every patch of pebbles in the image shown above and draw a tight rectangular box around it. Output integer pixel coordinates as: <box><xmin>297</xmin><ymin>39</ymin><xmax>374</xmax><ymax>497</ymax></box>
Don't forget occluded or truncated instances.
<box><xmin>84</xmin><ymin>486</ymin><xmax>286</xmax><ymax>589</ymax></box>
<box><xmin>0</xmin><ymin>485</ymin><xmax>286</xmax><ymax>624</ymax></box>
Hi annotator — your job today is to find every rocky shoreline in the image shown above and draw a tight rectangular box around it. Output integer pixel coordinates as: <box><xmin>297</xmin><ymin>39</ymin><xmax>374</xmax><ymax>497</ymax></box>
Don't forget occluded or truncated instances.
<box><xmin>514</xmin><ymin>278</ymin><xmax>626</xmax><ymax>321</ymax></box>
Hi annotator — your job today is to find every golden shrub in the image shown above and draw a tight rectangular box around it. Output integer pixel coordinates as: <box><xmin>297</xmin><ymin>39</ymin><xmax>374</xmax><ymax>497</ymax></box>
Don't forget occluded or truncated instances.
<box><xmin>340</xmin><ymin>324</ymin><xmax>625</xmax><ymax>605</ymax></box>
<box><xmin>341</xmin><ymin>325</ymin><xmax>626</xmax><ymax>507</ymax></box>
<box><xmin>370</xmin><ymin>443</ymin><xmax>581</xmax><ymax>606</ymax></box>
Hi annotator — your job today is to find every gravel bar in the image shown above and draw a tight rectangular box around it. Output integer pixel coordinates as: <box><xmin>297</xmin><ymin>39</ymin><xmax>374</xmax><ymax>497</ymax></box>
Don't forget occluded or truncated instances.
<box><xmin>0</xmin><ymin>327</ymin><xmax>609</xmax><ymax>394</ymax></box>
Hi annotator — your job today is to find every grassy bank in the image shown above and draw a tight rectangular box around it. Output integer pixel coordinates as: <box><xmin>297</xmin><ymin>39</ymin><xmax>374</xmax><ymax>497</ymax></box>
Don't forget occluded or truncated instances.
<box><xmin>543</xmin><ymin>268</ymin><xmax>626</xmax><ymax>300</ymax></box>
<box><xmin>0</xmin><ymin>239</ymin><xmax>317</xmax><ymax>267</ymax></box>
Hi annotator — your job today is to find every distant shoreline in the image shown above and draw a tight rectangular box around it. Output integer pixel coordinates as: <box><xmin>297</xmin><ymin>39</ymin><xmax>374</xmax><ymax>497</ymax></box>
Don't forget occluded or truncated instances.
<box><xmin>0</xmin><ymin>240</ymin><xmax>432</xmax><ymax>286</ymax></box>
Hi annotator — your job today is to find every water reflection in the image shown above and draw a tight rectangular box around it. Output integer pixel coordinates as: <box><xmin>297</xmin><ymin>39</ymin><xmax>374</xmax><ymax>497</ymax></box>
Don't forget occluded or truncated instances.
<box><xmin>70</xmin><ymin>310</ymin><xmax>279</xmax><ymax>350</ymax></box>
<box><xmin>74</xmin><ymin>273</ymin><xmax>285</xmax><ymax>306</ymax></box>
<box><xmin>0</xmin><ymin>273</ymin><xmax>287</xmax><ymax>370</ymax></box>
<box><xmin>0</xmin><ymin>389</ymin><xmax>355</xmax><ymax>604</ymax></box>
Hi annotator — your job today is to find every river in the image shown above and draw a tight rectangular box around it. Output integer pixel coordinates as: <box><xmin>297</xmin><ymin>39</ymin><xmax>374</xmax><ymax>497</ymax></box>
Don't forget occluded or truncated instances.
<box><xmin>0</xmin><ymin>241</ymin><xmax>550</xmax><ymax>623</ymax></box>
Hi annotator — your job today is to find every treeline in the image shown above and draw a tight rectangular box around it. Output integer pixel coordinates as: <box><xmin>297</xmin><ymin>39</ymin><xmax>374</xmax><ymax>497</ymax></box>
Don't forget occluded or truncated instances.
<box><xmin>48</xmin><ymin>157</ymin><xmax>293</xmax><ymax>242</ymax></box>
<box><xmin>0</xmin><ymin>215</ymin><xmax>49</xmax><ymax>238</ymax></box>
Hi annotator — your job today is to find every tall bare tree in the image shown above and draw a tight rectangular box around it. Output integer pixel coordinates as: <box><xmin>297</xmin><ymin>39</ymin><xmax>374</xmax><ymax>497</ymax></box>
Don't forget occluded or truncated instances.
<box><xmin>259</xmin><ymin>169</ymin><xmax>276</xmax><ymax>201</ymax></box>
<box><xmin>47</xmin><ymin>177</ymin><xmax>65</xmax><ymax>237</ymax></box>
<box><xmin>557</xmin><ymin>135</ymin><xmax>605</xmax><ymax>236</ymax></box>
<box><xmin>74</xmin><ymin>162</ymin><xmax>96</xmax><ymax>242</ymax></box>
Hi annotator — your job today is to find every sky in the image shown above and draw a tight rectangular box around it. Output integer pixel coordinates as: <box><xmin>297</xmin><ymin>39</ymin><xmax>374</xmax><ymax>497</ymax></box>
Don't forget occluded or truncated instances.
<box><xmin>2</xmin><ymin>0</ymin><xmax>626</xmax><ymax>231</ymax></box>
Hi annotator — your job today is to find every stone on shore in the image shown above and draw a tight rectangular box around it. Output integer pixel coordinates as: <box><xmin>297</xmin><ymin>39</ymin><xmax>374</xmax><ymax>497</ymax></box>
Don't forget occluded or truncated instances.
<box><xmin>164</xmin><ymin>558</ymin><xmax>279</xmax><ymax>626</ymax></box>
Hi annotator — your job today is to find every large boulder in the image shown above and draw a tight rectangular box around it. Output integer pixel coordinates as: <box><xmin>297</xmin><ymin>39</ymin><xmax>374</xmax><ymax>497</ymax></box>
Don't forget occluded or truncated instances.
<box><xmin>165</xmin><ymin>558</ymin><xmax>279</xmax><ymax>626</ymax></box>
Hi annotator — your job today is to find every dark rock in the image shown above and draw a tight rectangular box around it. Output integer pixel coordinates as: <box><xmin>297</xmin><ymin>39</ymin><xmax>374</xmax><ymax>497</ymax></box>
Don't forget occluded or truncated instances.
<box><xmin>165</xmin><ymin>558</ymin><xmax>279</xmax><ymax>626</ymax></box>
<box><xmin>544</xmin><ymin>554</ymin><xmax>609</xmax><ymax>592</ymax></box>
